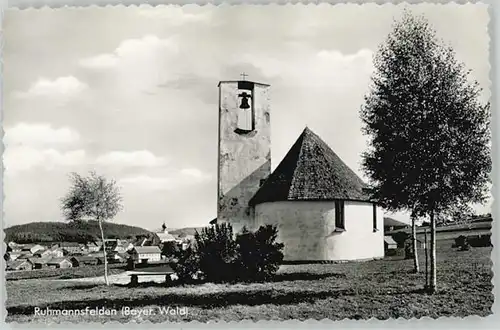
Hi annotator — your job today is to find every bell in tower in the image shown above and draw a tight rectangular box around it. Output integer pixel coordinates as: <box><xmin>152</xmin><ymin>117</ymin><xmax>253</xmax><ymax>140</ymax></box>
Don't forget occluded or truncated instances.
<box><xmin>239</xmin><ymin>92</ymin><xmax>251</xmax><ymax>109</ymax></box>
<box><xmin>235</xmin><ymin>82</ymin><xmax>254</xmax><ymax>133</ymax></box>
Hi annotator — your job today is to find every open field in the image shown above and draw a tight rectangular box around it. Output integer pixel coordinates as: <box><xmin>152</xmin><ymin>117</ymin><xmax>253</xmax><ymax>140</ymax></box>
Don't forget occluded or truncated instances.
<box><xmin>6</xmin><ymin>245</ymin><xmax>493</xmax><ymax>322</ymax></box>
<box><xmin>6</xmin><ymin>263</ymin><xmax>127</xmax><ymax>281</ymax></box>
<box><xmin>387</xmin><ymin>219</ymin><xmax>492</xmax><ymax>239</ymax></box>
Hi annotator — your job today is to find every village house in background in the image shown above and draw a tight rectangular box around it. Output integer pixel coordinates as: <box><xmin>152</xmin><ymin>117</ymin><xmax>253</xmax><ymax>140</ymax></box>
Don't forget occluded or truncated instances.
<box><xmin>21</xmin><ymin>244</ymin><xmax>45</xmax><ymax>255</ymax></box>
<box><xmin>29</xmin><ymin>257</ymin><xmax>50</xmax><ymax>270</ymax></box>
<box><xmin>6</xmin><ymin>259</ymin><xmax>33</xmax><ymax>271</ymax></box>
<box><xmin>46</xmin><ymin>257</ymin><xmax>73</xmax><ymax>269</ymax></box>
<box><xmin>130</xmin><ymin>246</ymin><xmax>162</xmax><ymax>263</ymax></box>
<box><xmin>70</xmin><ymin>256</ymin><xmax>99</xmax><ymax>267</ymax></box>
<box><xmin>86</xmin><ymin>241</ymin><xmax>101</xmax><ymax>252</ymax></box>
<box><xmin>57</xmin><ymin>242</ymin><xmax>83</xmax><ymax>255</ymax></box>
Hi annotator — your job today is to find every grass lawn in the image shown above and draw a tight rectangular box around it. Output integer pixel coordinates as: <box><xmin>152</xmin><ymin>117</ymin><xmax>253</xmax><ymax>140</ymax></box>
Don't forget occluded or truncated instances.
<box><xmin>6</xmin><ymin>246</ymin><xmax>493</xmax><ymax>322</ymax></box>
<box><xmin>6</xmin><ymin>263</ymin><xmax>126</xmax><ymax>281</ymax></box>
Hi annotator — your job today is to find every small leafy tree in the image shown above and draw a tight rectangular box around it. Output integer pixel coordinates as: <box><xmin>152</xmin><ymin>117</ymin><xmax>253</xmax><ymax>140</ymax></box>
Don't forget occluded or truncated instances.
<box><xmin>161</xmin><ymin>241</ymin><xmax>181</xmax><ymax>260</ymax></box>
<box><xmin>148</xmin><ymin>233</ymin><xmax>161</xmax><ymax>246</ymax></box>
<box><xmin>61</xmin><ymin>171</ymin><xmax>123</xmax><ymax>285</ymax></box>
<box><xmin>194</xmin><ymin>223</ymin><xmax>238</xmax><ymax>283</ymax></box>
<box><xmin>235</xmin><ymin>225</ymin><xmax>284</xmax><ymax>281</ymax></box>
<box><xmin>436</xmin><ymin>204</ymin><xmax>475</xmax><ymax>226</ymax></box>
<box><xmin>360</xmin><ymin>11</ymin><xmax>490</xmax><ymax>293</ymax></box>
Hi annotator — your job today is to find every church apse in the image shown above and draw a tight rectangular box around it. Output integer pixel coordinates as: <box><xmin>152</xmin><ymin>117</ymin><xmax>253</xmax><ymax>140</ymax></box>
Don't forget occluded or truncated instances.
<box><xmin>217</xmin><ymin>80</ymin><xmax>271</xmax><ymax>233</ymax></box>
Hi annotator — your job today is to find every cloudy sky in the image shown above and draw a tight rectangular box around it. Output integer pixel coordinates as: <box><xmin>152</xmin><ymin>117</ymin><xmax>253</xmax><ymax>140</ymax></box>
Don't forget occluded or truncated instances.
<box><xmin>3</xmin><ymin>3</ymin><xmax>491</xmax><ymax>231</ymax></box>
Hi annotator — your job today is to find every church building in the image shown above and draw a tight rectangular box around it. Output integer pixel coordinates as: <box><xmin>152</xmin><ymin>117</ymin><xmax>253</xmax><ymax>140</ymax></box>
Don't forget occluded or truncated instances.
<box><xmin>215</xmin><ymin>79</ymin><xmax>385</xmax><ymax>262</ymax></box>
<box><xmin>156</xmin><ymin>222</ymin><xmax>177</xmax><ymax>243</ymax></box>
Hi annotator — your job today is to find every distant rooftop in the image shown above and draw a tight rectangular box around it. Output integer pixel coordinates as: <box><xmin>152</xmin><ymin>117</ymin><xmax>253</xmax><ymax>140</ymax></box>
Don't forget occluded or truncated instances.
<box><xmin>133</xmin><ymin>246</ymin><xmax>161</xmax><ymax>254</ymax></box>
<box><xmin>47</xmin><ymin>257</ymin><xmax>70</xmax><ymax>264</ymax></box>
<box><xmin>157</xmin><ymin>232</ymin><xmax>177</xmax><ymax>242</ymax></box>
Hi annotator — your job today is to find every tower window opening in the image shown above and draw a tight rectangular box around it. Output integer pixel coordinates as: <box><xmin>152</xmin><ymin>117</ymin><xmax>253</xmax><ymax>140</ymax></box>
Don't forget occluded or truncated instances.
<box><xmin>236</xmin><ymin>91</ymin><xmax>254</xmax><ymax>133</ymax></box>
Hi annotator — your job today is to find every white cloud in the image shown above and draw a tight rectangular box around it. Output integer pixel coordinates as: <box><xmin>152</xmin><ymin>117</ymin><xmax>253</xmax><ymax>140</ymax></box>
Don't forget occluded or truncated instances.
<box><xmin>95</xmin><ymin>150</ymin><xmax>168</xmax><ymax>167</ymax></box>
<box><xmin>120</xmin><ymin>175</ymin><xmax>174</xmax><ymax>191</ymax></box>
<box><xmin>137</xmin><ymin>6</ymin><xmax>213</xmax><ymax>25</ymax></box>
<box><xmin>4</xmin><ymin>123</ymin><xmax>80</xmax><ymax>148</ymax></box>
<box><xmin>78</xmin><ymin>35</ymin><xmax>180</xmax><ymax>95</ymax></box>
<box><xmin>316</xmin><ymin>48</ymin><xmax>372</xmax><ymax>61</ymax></box>
<box><xmin>120</xmin><ymin>168</ymin><xmax>211</xmax><ymax>191</ymax></box>
<box><xmin>79</xmin><ymin>35</ymin><xmax>178</xmax><ymax>69</ymax></box>
<box><xmin>241</xmin><ymin>48</ymin><xmax>374</xmax><ymax>88</ymax></box>
<box><xmin>78</xmin><ymin>54</ymin><xmax>119</xmax><ymax>69</ymax></box>
<box><xmin>3</xmin><ymin>147</ymin><xmax>86</xmax><ymax>174</ymax></box>
<box><xmin>14</xmin><ymin>76</ymin><xmax>87</xmax><ymax>98</ymax></box>
<box><xmin>3</xmin><ymin>123</ymin><xmax>85</xmax><ymax>175</ymax></box>
<box><xmin>115</xmin><ymin>35</ymin><xmax>178</xmax><ymax>59</ymax></box>
<box><xmin>180</xmin><ymin>168</ymin><xmax>211</xmax><ymax>180</ymax></box>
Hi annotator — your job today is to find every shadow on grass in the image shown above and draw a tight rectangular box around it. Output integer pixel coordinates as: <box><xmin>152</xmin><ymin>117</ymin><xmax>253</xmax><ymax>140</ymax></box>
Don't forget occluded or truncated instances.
<box><xmin>271</xmin><ymin>272</ymin><xmax>346</xmax><ymax>282</ymax></box>
<box><xmin>110</xmin><ymin>272</ymin><xmax>344</xmax><ymax>289</ymax></box>
<box><xmin>7</xmin><ymin>289</ymin><xmax>337</xmax><ymax>316</ymax></box>
<box><xmin>57</xmin><ymin>275</ymin><xmax>85</xmax><ymax>280</ymax></box>
<box><xmin>369</xmin><ymin>269</ymin><xmax>423</xmax><ymax>276</ymax></box>
<box><xmin>66</xmin><ymin>283</ymin><xmax>103</xmax><ymax>291</ymax></box>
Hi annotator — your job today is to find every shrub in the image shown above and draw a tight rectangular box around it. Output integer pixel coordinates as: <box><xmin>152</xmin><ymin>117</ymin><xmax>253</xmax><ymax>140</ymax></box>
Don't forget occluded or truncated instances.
<box><xmin>455</xmin><ymin>235</ymin><xmax>470</xmax><ymax>251</ymax></box>
<box><xmin>126</xmin><ymin>257</ymin><xmax>135</xmax><ymax>270</ymax></box>
<box><xmin>392</xmin><ymin>232</ymin><xmax>410</xmax><ymax>248</ymax></box>
<box><xmin>404</xmin><ymin>240</ymin><xmax>415</xmax><ymax>259</ymax></box>
<box><xmin>235</xmin><ymin>225</ymin><xmax>284</xmax><ymax>282</ymax></box>
<box><xmin>194</xmin><ymin>223</ymin><xmax>239</xmax><ymax>283</ymax></box>
<box><xmin>172</xmin><ymin>246</ymin><xmax>201</xmax><ymax>284</ymax></box>
<box><xmin>170</xmin><ymin>223</ymin><xmax>285</xmax><ymax>284</ymax></box>
<box><xmin>385</xmin><ymin>248</ymin><xmax>399</xmax><ymax>257</ymax></box>
<box><xmin>191</xmin><ymin>223</ymin><xmax>284</xmax><ymax>283</ymax></box>
<box><xmin>468</xmin><ymin>235</ymin><xmax>492</xmax><ymax>247</ymax></box>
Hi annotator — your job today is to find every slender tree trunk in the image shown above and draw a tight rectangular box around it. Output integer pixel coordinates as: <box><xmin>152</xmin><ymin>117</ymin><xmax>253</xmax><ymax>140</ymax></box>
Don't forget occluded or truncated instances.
<box><xmin>429</xmin><ymin>210</ymin><xmax>437</xmax><ymax>293</ymax></box>
<box><xmin>424</xmin><ymin>228</ymin><xmax>429</xmax><ymax>288</ymax></box>
<box><xmin>98</xmin><ymin>219</ymin><xmax>109</xmax><ymax>286</ymax></box>
<box><xmin>411</xmin><ymin>215</ymin><xmax>419</xmax><ymax>273</ymax></box>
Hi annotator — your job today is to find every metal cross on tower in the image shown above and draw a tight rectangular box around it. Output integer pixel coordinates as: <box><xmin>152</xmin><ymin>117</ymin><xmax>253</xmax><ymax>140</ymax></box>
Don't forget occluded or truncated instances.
<box><xmin>240</xmin><ymin>72</ymin><xmax>248</xmax><ymax>81</ymax></box>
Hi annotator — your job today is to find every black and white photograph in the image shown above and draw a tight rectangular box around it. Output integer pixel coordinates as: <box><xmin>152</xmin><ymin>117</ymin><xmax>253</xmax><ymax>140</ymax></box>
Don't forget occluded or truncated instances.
<box><xmin>2</xmin><ymin>2</ymin><xmax>494</xmax><ymax>322</ymax></box>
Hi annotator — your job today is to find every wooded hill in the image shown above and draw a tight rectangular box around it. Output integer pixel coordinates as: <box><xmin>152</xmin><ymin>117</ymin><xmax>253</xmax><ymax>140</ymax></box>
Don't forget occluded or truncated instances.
<box><xmin>169</xmin><ymin>227</ymin><xmax>206</xmax><ymax>237</ymax></box>
<box><xmin>4</xmin><ymin>221</ymin><xmax>155</xmax><ymax>244</ymax></box>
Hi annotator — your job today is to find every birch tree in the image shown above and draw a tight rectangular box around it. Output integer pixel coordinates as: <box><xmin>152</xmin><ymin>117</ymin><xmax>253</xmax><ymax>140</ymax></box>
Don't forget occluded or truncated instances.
<box><xmin>61</xmin><ymin>171</ymin><xmax>123</xmax><ymax>286</ymax></box>
<box><xmin>360</xmin><ymin>11</ymin><xmax>490</xmax><ymax>293</ymax></box>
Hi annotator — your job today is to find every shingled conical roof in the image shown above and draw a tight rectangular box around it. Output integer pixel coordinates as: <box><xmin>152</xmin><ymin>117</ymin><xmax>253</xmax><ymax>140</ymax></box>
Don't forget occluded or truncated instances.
<box><xmin>249</xmin><ymin>127</ymin><xmax>371</xmax><ymax>205</ymax></box>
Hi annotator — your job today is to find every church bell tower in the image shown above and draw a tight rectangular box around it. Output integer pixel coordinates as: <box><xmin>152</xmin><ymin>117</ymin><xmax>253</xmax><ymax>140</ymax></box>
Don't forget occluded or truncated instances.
<box><xmin>217</xmin><ymin>78</ymin><xmax>271</xmax><ymax>233</ymax></box>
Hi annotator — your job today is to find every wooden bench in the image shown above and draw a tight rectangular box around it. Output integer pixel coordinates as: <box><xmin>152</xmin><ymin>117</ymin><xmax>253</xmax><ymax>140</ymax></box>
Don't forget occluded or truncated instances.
<box><xmin>128</xmin><ymin>270</ymin><xmax>175</xmax><ymax>286</ymax></box>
